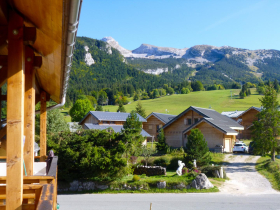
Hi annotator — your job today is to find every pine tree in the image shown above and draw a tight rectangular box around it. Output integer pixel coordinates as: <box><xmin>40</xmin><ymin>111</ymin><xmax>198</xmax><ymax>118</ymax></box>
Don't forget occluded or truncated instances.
<box><xmin>251</xmin><ymin>85</ymin><xmax>280</xmax><ymax>161</ymax></box>
<box><xmin>156</xmin><ymin>129</ymin><xmax>168</xmax><ymax>152</ymax></box>
<box><xmin>273</xmin><ymin>79</ymin><xmax>280</xmax><ymax>93</ymax></box>
<box><xmin>117</xmin><ymin>103</ymin><xmax>126</xmax><ymax>113</ymax></box>
<box><xmin>185</xmin><ymin>128</ymin><xmax>211</xmax><ymax>167</ymax></box>
<box><xmin>135</xmin><ymin>101</ymin><xmax>146</xmax><ymax>118</ymax></box>
<box><xmin>121</xmin><ymin>110</ymin><xmax>144</xmax><ymax>160</ymax></box>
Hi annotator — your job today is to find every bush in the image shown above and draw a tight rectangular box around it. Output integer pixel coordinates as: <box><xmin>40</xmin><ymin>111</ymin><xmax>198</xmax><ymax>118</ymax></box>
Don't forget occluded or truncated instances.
<box><xmin>182</xmin><ymin>167</ymin><xmax>189</xmax><ymax>175</ymax></box>
<box><xmin>167</xmin><ymin>157</ymin><xmax>184</xmax><ymax>170</ymax></box>
<box><xmin>185</xmin><ymin>129</ymin><xmax>211</xmax><ymax>167</ymax></box>
<box><xmin>153</xmin><ymin>157</ymin><xmax>170</xmax><ymax>167</ymax></box>
<box><xmin>140</xmin><ymin>158</ymin><xmax>154</xmax><ymax>166</ymax></box>
<box><xmin>132</xmin><ymin>175</ymin><xmax>140</xmax><ymax>182</ymax></box>
<box><xmin>47</xmin><ymin>130</ymin><xmax>129</xmax><ymax>182</ymax></box>
<box><xmin>130</xmin><ymin>156</ymin><xmax>138</xmax><ymax>164</ymax></box>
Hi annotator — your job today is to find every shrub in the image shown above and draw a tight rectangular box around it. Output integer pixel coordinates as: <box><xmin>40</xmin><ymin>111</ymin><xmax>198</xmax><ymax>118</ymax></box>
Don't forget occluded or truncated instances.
<box><xmin>153</xmin><ymin>157</ymin><xmax>170</xmax><ymax>167</ymax></box>
<box><xmin>167</xmin><ymin>157</ymin><xmax>184</xmax><ymax>170</ymax></box>
<box><xmin>201</xmin><ymin>165</ymin><xmax>226</xmax><ymax>179</ymax></box>
<box><xmin>140</xmin><ymin>158</ymin><xmax>154</xmax><ymax>166</ymax></box>
<box><xmin>132</xmin><ymin>175</ymin><xmax>140</xmax><ymax>182</ymax></box>
<box><xmin>156</xmin><ymin>129</ymin><xmax>168</xmax><ymax>152</ymax></box>
<box><xmin>185</xmin><ymin>129</ymin><xmax>212</xmax><ymax>167</ymax></box>
<box><xmin>130</xmin><ymin>156</ymin><xmax>138</xmax><ymax>164</ymax></box>
<box><xmin>182</xmin><ymin>167</ymin><xmax>189</xmax><ymax>175</ymax></box>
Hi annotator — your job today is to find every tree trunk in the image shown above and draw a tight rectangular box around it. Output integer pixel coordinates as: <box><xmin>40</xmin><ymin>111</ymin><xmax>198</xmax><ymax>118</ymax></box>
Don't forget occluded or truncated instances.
<box><xmin>271</xmin><ymin>147</ymin><xmax>275</xmax><ymax>161</ymax></box>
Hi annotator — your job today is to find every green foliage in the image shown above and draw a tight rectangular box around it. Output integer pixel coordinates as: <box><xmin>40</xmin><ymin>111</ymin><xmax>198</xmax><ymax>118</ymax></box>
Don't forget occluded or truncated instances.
<box><xmin>191</xmin><ymin>81</ymin><xmax>204</xmax><ymax>91</ymax></box>
<box><xmin>95</xmin><ymin>105</ymin><xmax>103</xmax><ymax>111</ymax></box>
<box><xmin>239</xmin><ymin>83</ymin><xmax>251</xmax><ymax>99</ymax></box>
<box><xmin>86</xmin><ymin>95</ymin><xmax>97</xmax><ymax>107</ymax></box>
<box><xmin>98</xmin><ymin>90</ymin><xmax>108</xmax><ymax>105</ymax></box>
<box><xmin>185</xmin><ymin>129</ymin><xmax>211</xmax><ymax>167</ymax></box>
<box><xmin>69</xmin><ymin>99</ymin><xmax>94</xmax><ymax>122</ymax></box>
<box><xmin>132</xmin><ymin>175</ymin><xmax>140</xmax><ymax>182</ymax></box>
<box><xmin>35</xmin><ymin>109</ymin><xmax>69</xmax><ymax>135</ymax></box>
<box><xmin>135</xmin><ymin>101</ymin><xmax>146</xmax><ymax>118</ymax></box>
<box><xmin>140</xmin><ymin>147</ymin><xmax>157</xmax><ymax>166</ymax></box>
<box><xmin>133</xmin><ymin>93</ymin><xmax>139</xmax><ymax>101</ymax></box>
<box><xmin>153</xmin><ymin>157</ymin><xmax>170</xmax><ymax>167</ymax></box>
<box><xmin>200</xmin><ymin>165</ymin><xmax>226</xmax><ymax>179</ymax></box>
<box><xmin>117</xmin><ymin>103</ymin><xmax>126</xmax><ymax>113</ymax></box>
<box><xmin>47</xmin><ymin>129</ymin><xmax>129</xmax><ymax>181</ymax></box>
<box><xmin>251</xmin><ymin>85</ymin><xmax>280</xmax><ymax>161</ymax></box>
<box><xmin>156</xmin><ymin>129</ymin><xmax>168</xmax><ymax>152</ymax></box>
<box><xmin>122</xmin><ymin>110</ymin><xmax>144</xmax><ymax>158</ymax></box>
<box><xmin>181</xmin><ymin>87</ymin><xmax>190</xmax><ymax>94</ymax></box>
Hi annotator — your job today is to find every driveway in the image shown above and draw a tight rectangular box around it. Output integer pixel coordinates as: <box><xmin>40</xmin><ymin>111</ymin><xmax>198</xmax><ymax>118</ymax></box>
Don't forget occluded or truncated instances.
<box><xmin>219</xmin><ymin>154</ymin><xmax>279</xmax><ymax>195</ymax></box>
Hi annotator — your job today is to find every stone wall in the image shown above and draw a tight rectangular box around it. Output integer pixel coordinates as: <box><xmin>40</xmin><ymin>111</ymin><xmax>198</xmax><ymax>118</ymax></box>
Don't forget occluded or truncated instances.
<box><xmin>133</xmin><ymin>166</ymin><xmax>166</xmax><ymax>176</ymax></box>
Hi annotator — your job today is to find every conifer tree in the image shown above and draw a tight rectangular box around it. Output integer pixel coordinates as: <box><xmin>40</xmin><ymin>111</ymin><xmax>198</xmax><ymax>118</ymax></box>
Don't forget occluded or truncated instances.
<box><xmin>135</xmin><ymin>101</ymin><xmax>146</xmax><ymax>118</ymax></box>
<box><xmin>251</xmin><ymin>85</ymin><xmax>280</xmax><ymax>161</ymax></box>
<box><xmin>185</xmin><ymin>128</ymin><xmax>211</xmax><ymax>167</ymax></box>
<box><xmin>156</xmin><ymin>129</ymin><xmax>168</xmax><ymax>152</ymax></box>
<box><xmin>95</xmin><ymin>105</ymin><xmax>103</xmax><ymax>111</ymax></box>
<box><xmin>121</xmin><ymin>110</ymin><xmax>144</xmax><ymax>160</ymax></box>
<box><xmin>117</xmin><ymin>103</ymin><xmax>126</xmax><ymax>113</ymax></box>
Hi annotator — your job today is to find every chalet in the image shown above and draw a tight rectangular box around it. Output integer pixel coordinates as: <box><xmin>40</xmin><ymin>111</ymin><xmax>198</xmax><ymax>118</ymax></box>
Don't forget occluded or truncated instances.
<box><xmin>143</xmin><ymin>112</ymin><xmax>176</xmax><ymax>141</ymax></box>
<box><xmin>0</xmin><ymin>0</ymin><xmax>82</xmax><ymax>209</ymax></box>
<box><xmin>79</xmin><ymin>111</ymin><xmax>151</xmax><ymax>141</ymax></box>
<box><xmin>235</xmin><ymin>107</ymin><xmax>261</xmax><ymax>139</ymax></box>
<box><xmin>162</xmin><ymin>106</ymin><xmax>244</xmax><ymax>152</ymax></box>
<box><xmin>221</xmin><ymin>110</ymin><xmax>244</xmax><ymax>122</ymax></box>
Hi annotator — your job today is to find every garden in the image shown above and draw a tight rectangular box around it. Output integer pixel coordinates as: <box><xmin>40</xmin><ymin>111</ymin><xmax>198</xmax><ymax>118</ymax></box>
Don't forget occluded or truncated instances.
<box><xmin>47</xmin><ymin>111</ymin><xmax>227</xmax><ymax>193</ymax></box>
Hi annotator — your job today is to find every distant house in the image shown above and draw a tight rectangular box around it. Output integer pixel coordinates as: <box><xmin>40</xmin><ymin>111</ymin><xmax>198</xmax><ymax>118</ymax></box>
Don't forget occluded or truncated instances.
<box><xmin>143</xmin><ymin>112</ymin><xmax>176</xmax><ymax>141</ymax></box>
<box><xmin>162</xmin><ymin>106</ymin><xmax>244</xmax><ymax>152</ymax></box>
<box><xmin>79</xmin><ymin>111</ymin><xmax>151</xmax><ymax>143</ymax></box>
<box><xmin>222</xmin><ymin>107</ymin><xmax>261</xmax><ymax>139</ymax></box>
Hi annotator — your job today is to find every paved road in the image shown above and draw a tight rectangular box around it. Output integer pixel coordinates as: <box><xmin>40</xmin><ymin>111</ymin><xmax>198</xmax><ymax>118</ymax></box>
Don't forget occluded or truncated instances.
<box><xmin>58</xmin><ymin>193</ymin><xmax>280</xmax><ymax>210</ymax></box>
<box><xmin>220</xmin><ymin>154</ymin><xmax>279</xmax><ymax>195</ymax></box>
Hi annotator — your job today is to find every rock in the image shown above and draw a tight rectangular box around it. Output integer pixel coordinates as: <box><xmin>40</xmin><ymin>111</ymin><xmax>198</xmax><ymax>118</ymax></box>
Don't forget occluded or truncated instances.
<box><xmin>157</xmin><ymin>181</ymin><xmax>166</xmax><ymax>189</ymax></box>
<box><xmin>69</xmin><ymin>180</ymin><xmax>80</xmax><ymax>191</ymax></box>
<box><xmin>176</xmin><ymin>183</ymin><xmax>186</xmax><ymax>189</ymax></box>
<box><xmin>191</xmin><ymin>173</ymin><xmax>214</xmax><ymax>190</ymax></box>
<box><xmin>187</xmin><ymin>184</ymin><xmax>191</xmax><ymax>189</ymax></box>
<box><xmin>132</xmin><ymin>186</ymin><xmax>137</xmax><ymax>190</ymax></box>
<box><xmin>96</xmin><ymin>184</ymin><xmax>108</xmax><ymax>190</ymax></box>
<box><xmin>82</xmin><ymin>182</ymin><xmax>95</xmax><ymax>191</ymax></box>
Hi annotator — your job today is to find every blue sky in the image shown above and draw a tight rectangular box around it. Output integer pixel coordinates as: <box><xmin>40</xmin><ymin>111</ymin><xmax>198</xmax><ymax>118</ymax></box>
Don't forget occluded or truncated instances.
<box><xmin>77</xmin><ymin>0</ymin><xmax>280</xmax><ymax>50</ymax></box>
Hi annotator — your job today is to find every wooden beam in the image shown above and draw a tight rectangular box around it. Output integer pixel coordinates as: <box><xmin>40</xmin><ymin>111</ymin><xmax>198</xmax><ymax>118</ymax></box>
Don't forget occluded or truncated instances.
<box><xmin>6</xmin><ymin>11</ymin><xmax>24</xmax><ymax>210</ymax></box>
<box><xmin>40</xmin><ymin>91</ymin><xmax>47</xmax><ymax>162</ymax></box>
<box><xmin>23</xmin><ymin>27</ymin><xmax>36</xmax><ymax>45</ymax></box>
<box><xmin>24</xmin><ymin>46</ymin><xmax>36</xmax><ymax>176</ymax></box>
<box><xmin>0</xmin><ymin>55</ymin><xmax>8</xmax><ymax>88</ymax></box>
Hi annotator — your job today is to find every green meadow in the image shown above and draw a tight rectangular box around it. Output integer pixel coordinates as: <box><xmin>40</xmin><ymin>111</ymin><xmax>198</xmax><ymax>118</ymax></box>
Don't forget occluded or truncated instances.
<box><xmin>103</xmin><ymin>88</ymin><xmax>270</xmax><ymax>115</ymax></box>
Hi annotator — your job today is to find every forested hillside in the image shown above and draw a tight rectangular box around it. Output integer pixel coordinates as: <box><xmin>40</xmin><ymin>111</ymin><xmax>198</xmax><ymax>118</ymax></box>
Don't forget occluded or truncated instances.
<box><xmin>68</xmin><ymin>37</ymin><xmax>170</xmax><ymax>103</ymax></box>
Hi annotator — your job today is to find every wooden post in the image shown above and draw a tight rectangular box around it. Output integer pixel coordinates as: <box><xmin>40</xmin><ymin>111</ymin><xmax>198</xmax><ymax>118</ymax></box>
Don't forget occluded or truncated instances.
<box><xmin>0</xmin><ymin>87</ymin><xmax>1</xmax><ymax>128</ymax></box>
<box><xmin>6</xmin><ymin>11</ymin><xmax>24</xmax><ymax>210</ymax></box>
<box><xmin>24</xmin><ymin>47</ymin><xmax>35</xmax><ymax>175</ymax></box>
<box><xmin>40</xmin><ymin>91</ymin><xmax>47</xmax><ymax>161</ymax></box>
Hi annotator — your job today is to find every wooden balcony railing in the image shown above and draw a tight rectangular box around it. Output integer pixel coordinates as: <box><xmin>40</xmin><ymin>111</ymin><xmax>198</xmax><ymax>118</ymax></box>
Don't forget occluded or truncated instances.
<box><xmin>0</xmin><ymin>156</ymin><xmax>58</xmax><ymax>210</ymax></box>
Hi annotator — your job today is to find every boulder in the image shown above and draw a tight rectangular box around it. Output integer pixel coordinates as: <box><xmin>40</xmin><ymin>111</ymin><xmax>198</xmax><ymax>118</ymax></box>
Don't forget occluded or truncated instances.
<box><xmin>157</xmin><ymin>181</ymin><xmax>166</xmax><ymax>189</ymax></box>
<box><xmin>176</xmin><ymin>183</ymin><xmax>186</xmax><ymax>189</ymax></box>
<box><xmin>82</xmin><ymin>182</ymin><xmax>95</xmax><ymax>191</ymax></box>
<box><xmin>69</xmin><ymin>180</ymin><xmax>80</xmax><ymax>191</ymax></box>
<box><xmin>96</xmin><ymin>184</ymin><xmax>109</xmax><ymax>190</ymax></box>
<box><xmin>191</xmin><ymin>173</ymin><xmax>214</xmax><ymax>190</ymax></box>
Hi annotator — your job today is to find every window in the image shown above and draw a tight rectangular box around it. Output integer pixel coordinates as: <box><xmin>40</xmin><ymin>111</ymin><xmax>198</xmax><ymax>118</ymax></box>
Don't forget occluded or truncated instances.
<box><xmin>194</xmin><ymin>118</ymin><xmax>199</xmax><ymax>123</ymax></box>
<box><xmin>102</xmin><ymin>121</ymin><xmax>109</xmax><ymax>124</ymax></box>
<box><xmin>110</xmin><ymin>121</ymin><xmax>115</xmax><ymax>124</ymax></box>
<box><xmin>188</xmin><ymin>119</ymin><xmax>192</xmax><ymax>125</ymax></box>
<box><xmin>149</xmin><ymin>125</ymin><xmax>152</xmax><ymax>130</ymax></box>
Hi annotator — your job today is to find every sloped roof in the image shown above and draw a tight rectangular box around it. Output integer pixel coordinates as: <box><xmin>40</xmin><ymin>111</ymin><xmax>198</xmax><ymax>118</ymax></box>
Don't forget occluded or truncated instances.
<box><xmin>84</xmin><ymin>124</ymin><xmax>151</xmax><ymax>137</ymax></box>
<box><xmin>235</xmin><ymin>106</ymin><xmax>262</xmax><ymax>118</ymax></box>
<box><xmin>163</xmin><ymin>106</ymin><xmax>243</xmax><ymax>135</ymax></box>
<box><xmin>221</xmin><ymin>111</ymin><xmax>244</xmax><ymax>118</ymax></box>
<box><xmin>146</xmin><ymin>112</ymin><xmax>176</xmax><ymax>124</ymax></box>
<box><xmin>79</xmin><ymin>111</ymin><xmax>147</xmax><ymax>124</ymax></box>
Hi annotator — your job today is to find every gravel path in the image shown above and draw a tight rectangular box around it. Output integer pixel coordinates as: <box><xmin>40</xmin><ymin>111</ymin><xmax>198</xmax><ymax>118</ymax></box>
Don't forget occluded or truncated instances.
<box><xmin>219</xmin><ymin>154</ymin><xmax>279</xmax><ymax>195</ymax></box>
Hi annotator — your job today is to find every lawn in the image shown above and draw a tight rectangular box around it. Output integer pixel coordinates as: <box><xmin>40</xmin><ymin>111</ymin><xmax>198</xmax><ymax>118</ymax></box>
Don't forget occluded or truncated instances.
<box><xmin>59</xmin><ymin>107</ymin><xmax>71</xmax><ymax>122</ymax></box>
<box><xmin>101</xmin><ymin>88</ymin><xmax>272</xmax><ymax>115</ymax></box>
<box><xmin>256</xmin><ymin>156</ymin><xmax>280</xmax><ymax>191</ymax></box>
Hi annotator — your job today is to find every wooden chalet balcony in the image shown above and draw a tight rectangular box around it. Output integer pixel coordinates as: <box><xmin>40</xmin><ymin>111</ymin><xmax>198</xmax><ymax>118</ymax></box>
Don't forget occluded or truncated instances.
<box><xmin>0</xmin><ymin>0</ymin><xmax>82</xmax><ymax>209</ymax></box>
<box><xmin>0</xmin><ymin>156</ymin><xmax>58</xmax><ymax>210</ymax></box>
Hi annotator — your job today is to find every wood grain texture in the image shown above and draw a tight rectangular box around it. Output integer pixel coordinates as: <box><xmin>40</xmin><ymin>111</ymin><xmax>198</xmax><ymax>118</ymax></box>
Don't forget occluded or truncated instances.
<box><xmin>6</xmin><ymin>11</ymin><xmax>24</xmax><ymax>210</ymax></box>
<box><xmin>24</xmin><ymin>46</ymin><xmax>35</xmax><ymax>176</ymax></box>
<box><xmin>143</xmin><ymin>115</ymin><xmax>165</xmax><ymax>141</ymax></box>
<box><xmin>40</xmin><ymin>91</ymin><xmax>47</xmax><ymax>162</ymax></box>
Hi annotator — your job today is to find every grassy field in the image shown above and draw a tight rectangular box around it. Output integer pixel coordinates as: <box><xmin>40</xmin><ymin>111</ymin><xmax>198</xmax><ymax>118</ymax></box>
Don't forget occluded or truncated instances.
<box><xmin>256</xmin><ymin>156</ymin><xmax>280</xmax><ymax>191</ymax></box>
<box><xmin>101</xmin><ymin>88</ymin><xmax>272</xmax><ymax>115</ymax></box>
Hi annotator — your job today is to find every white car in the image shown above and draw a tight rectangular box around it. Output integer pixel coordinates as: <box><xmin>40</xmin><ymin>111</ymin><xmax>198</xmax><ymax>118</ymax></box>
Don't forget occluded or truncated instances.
<box><xmin>233</xmin><ymin>143</ymin><xmax>248</xmax><ymax>153</ymax></box>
